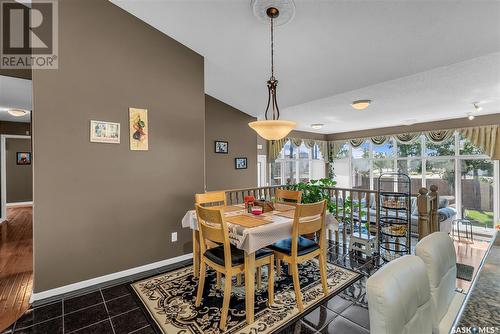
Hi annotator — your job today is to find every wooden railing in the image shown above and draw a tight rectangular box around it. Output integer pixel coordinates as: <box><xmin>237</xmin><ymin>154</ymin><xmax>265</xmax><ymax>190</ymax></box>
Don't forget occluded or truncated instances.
<box><xmin>416</xmin><ymin>185</ymin><xmax>440</xmax><ymax>240</ymax></box>
<box><xmin>223</xmin><ymin>184</ymin><xmax>441</xmax><ymax>252</ymax></box>
<box><xmin>224</xmin><ymin>185</ymin><xmax>380</xmax><ymax>250</ymax></box>
<box><xmin>224</xmin><ymin>185</ymin><xmax>286</xmax><ymax>205</ymax></box>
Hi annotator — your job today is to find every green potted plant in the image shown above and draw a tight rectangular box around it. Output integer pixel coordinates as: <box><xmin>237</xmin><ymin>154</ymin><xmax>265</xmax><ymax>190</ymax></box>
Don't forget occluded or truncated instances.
<box><xmin>291</xmin><ymin>178</ymin><xmax>366</xmax><ymax>235</ymax></box>
<box><xmin>292</xmin><ymin>178</ymin><xmax>336</xmax><ymax>211</ymax></box>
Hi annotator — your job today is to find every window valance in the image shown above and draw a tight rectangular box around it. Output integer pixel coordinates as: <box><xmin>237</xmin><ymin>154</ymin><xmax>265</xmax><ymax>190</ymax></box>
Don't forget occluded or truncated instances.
<box><xmin>267</xmin><ymin>137</ymin><xmax>328</xmax><ymax>161</ymax></box>
<box><xmin>340</xmin><ymin>125</ymin><xmax>499</xmax><ymax>160</ymax></box>
<box><xmin>460</xmin><ymin>125</ymin><xmax>499</xmax><ymax>160</ymax></box>
<box><xmin>267</xmin><ymin>125</ymin><xmax>499</xmax><ymax>162</ymax></box>
<box><xmin>347</xmin><ymin>129</ymin><xmax>455</xmax><ymax>147</ymax></box>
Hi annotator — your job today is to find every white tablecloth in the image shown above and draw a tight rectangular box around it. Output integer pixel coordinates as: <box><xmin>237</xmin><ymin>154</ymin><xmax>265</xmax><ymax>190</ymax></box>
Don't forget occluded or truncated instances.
<box><xmin>182</xmin><ymin>207</ymin><xmax>338</xmax><ymax>254</ymax></box>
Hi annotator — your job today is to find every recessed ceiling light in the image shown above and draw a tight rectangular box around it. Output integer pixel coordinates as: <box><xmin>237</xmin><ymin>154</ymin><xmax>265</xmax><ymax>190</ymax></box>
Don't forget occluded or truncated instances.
<box><xmin>351</xmin><ymin>99</ymin><xmax>371</xmax><ymax>110</ymax></box>
<box><xmin>473</xmin><ymin>102</ymin><xmax>482</xmax><ymax>112</ymax></box>
<box><xmin>311</xmin><ymin>123</ymin><xmax>324</xmax><ymax>129</ymax></box>
<box><xmin>468</xmin><ymin>113</ymin><xmax>475</xmax><ymax>120</ymax></box>
<box><xmin>7</xmin><ymin>108</ymin><xmax>29</xmax><ymax>117</ymax></box>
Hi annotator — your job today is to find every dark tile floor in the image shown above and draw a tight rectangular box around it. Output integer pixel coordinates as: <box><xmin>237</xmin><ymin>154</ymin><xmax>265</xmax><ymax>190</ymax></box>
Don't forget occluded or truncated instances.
<box><xmin>2</xmin><ymin>241</ymin><xmax>381</xmax><ymax>334</ymax></box>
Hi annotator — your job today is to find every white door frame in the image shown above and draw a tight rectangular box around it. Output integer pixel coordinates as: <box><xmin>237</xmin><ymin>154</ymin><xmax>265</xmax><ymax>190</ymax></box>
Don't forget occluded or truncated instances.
<box><xmin>257</xmin><ymin>154</ymin><xmax>267</xmax><ymax>187</ymax></box>
<box><xmin>1</xmin><ymin>134</ymin><xmax>32</xmax><ymax>222</ymax></box>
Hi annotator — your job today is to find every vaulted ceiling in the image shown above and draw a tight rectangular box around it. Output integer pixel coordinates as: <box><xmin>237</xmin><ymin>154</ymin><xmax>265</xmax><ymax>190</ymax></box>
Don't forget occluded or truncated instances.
<box><xmin>111</xmin><ymin>0</ymin><xmax>500</xmax><ymax>133</ymax></box>
<box><xmin>0</xmin><ymin>75</ymin><xmax>31</xmax><ymax>123</ymax></box>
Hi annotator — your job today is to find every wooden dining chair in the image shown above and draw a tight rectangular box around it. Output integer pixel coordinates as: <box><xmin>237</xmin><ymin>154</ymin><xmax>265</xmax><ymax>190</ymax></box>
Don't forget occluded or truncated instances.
<box><xmin>274</xmin><ymin>188</ymin><xmax>303</xmax><ymax>275</ymax></box>
<box><xmin>194</xmin><ymin>205</ymin><xmax>275</xmax><ymax>329</ymax></box>
<box><xmin>268</xmin><ymin>200</ymin><xmax>328</xmax><ymax>312</ymax></box>
<box><xmin>194</xmin><ymin>191</ymin><xmax>227</xmax><ymax>285</ymax></box>
<box><xmin>195</xmin><ymin>191</ymin><xmax>227</xmax><ymax>207</ymax></box>
<box><xmin>275</xmin><ymin>188</ymin><xmax>303</xmax><ymax>204</ymax></box>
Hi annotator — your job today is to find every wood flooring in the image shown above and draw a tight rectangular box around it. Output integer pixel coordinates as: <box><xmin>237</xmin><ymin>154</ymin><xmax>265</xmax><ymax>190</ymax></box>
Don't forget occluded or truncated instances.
<box><xmin>454</xmin><ymin>237</ymin><xmax>490</xmax><ymax>293</ymax></box>
<box><xmin>0</xmin><ymin>206</ymin><xmax>33</xmax><ymax>332</ymax></box>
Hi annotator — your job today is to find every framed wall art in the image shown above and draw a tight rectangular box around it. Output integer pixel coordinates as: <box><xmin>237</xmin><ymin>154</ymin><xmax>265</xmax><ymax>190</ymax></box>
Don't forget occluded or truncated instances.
<box><xmin>129</xmin><ymin>108</ymin><xmax>149</xmax><ymax>151</ymax></box>
<box><xmin>214</xmin><ymin>140</ymin><xmax>228</xmax><ymax>154</ymax></box>
<box><xmin>16</xmin><ymin>152</ymin><xmax>31</xmax><ymax>165</ymax></box>
<box><xmin>235</xmin><ymin>157</ymin><xmax>247</xmax><ymax>170</ymax></box>
<box><xmin>90</xmin><ymin>120</ymin><xmax>120</xmax><ymax>144</ymax></box>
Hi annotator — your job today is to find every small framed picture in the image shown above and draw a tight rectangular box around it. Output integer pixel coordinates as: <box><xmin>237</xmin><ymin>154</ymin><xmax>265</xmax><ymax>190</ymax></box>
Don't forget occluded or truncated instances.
<box><xmin>214</xmin><ymin>140</ymin><xmax>228</xmax><ymax>154</ymax></box>
<box><xmin>235</xmin><ymin>157</ymin><xmax>247</xmax><ymax>170</ymax></box>
<box><xmin>90</xmin><ymin>120</ymin><xmax>120</xmax><ymax>144</ymax></box>
<box><xmin>16</xmin><ymin>152</ymin><xmax>31</xmax><ymax>165</ymax></box>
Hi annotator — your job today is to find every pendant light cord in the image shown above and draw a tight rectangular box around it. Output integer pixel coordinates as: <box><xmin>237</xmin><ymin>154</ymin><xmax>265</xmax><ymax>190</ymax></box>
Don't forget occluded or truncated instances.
<box><xmin>270</xmin><ymin>16</ymin><xmax>274</xmax><ymax>80</ymax></box>
<box><xmin>265</xmin><ymin>11</ymin><xmax>279</xmax><ymax>121</ymax></box>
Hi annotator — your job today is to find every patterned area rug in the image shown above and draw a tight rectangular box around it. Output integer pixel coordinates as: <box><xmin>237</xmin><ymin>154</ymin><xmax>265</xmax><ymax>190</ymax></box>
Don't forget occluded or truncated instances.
<box><xmin>131</xmin><ymin>261</ymin><xmax>361</xmax><ymax>334</ymax></box>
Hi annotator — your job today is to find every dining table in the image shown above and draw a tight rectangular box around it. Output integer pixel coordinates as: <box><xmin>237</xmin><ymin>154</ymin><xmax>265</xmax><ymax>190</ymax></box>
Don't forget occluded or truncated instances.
<box><xmin>181</xmin><ymin>202</ymin><xmax>338</xmax><ymax>325</ymax></box>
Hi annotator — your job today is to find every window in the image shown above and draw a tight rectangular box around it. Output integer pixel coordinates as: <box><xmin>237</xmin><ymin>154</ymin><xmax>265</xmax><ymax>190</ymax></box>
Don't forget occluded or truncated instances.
<box><xmin>352</xmin><ymin>141</ymin><xmax>370</xmax><ymax>159</ymax></box>
<box><xmin>459</xmin><ymin>134</ymin><xmax>484</xmax><ymax>156</ymax></box>
<box><xmin>397</xmin><ymin>138</ymin><xmax>422</xmax><ymax>157</ymax></box>
<box><xmin>270</xmin><ymin>161</ymin><xmax>282</xmax><ymax>186</ymax></box>
<box><xmin>352</xmin><ymin>159</ymin><xmax>370</xmax><ymax>189</ymax></box>
<box><xmin>373</xmin><ymin>159</ymin><xmax>395</xmax><ymax>192</ymax></box>
<box><xmin>331</xmin><ymin>131</ymin><xmax>499</xmax><ymax>226</ymax></box>
<box><xmin>334</xmin><ymin>142</ymin><xmax>349</xmax><ymax>159</ymax></box>
<box><xmin>270</xmin><ymin>140</ymin><xmax>326</xmax><ymax>185</ymax></box>
<box><xmin>426</xmin><ymin>136</ymin><xmax>455</xmax><ymax>157</ymax></box>
<box><xmin>425</xmin><ymin>159</ymin><xmax>455</xmax><ymax>199</ymax></box>
<box><xmin>397</xmin><ymin>159</ymin><xmax>423</xmax><ymax>191</ymax></box>
<box><xmin>373</xmin><ymin>139</ymin><xmax>395</xmax><ymax>159</ymax></box>
<box><xmin>461</xmin><ymin>159</ymin><xmax>494</xmax><ymax>228</ymax></box>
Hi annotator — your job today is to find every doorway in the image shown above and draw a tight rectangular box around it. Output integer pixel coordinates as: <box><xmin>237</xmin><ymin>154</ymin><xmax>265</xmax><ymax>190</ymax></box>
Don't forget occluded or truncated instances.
<box><xmin>1</xmin><ymin>135</ymin><xmax>32</xmax><ymax>220</ymax></box>
<box><xmin>0</xmin><ymin>74</ymin><xmax>33</xmax><ymax>331</ymax></box>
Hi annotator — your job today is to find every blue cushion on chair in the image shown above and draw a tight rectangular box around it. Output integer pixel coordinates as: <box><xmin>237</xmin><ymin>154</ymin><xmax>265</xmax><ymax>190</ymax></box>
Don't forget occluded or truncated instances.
<box><xmin>268</xmin><ymin>236</ymin><xmax>320</xmax><ymax>256</ymax></box>
<box><xmin>204</xmin><ymin>244</ymin><xmax>273</xmax><ymax>267</ymax></box>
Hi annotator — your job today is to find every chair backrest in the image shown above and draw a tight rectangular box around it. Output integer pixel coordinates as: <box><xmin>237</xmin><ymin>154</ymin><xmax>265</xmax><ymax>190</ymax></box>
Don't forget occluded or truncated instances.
<box><xmin>275</xmin><ymin>188</ymin><xmax>302</xmax><ymax>204</ymax></box>
<box><xmin>195</xmin><ymin>191</ymin><xmax>227</xmax><ymax>206</ymax></box>
<box><xmin>291</xmin><ymin>200</ymin><xmax>326</xmax><ymax>255</ymax></box>
<box><xmin>366</xmin><ymin>255</ymin><xmax>432</xmax><ymax>334</ymax></box>
<box><xmin>194</xmin><ymin>205</ymin><xmax>232</xmax><ymax>268</ymax></box>
<box><xmin>415</xmin><ymin>232</ymin><xmax>457</xmax><ymax>331</ymax></box>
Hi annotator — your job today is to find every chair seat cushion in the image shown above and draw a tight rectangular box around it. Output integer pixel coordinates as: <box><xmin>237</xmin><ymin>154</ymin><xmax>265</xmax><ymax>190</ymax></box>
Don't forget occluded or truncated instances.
<box><xmin>268</xmin><ymin>236</ymin><xmax>320</xmax><ymax>256</ymax></box>
<box><xmin>204</xmin><ymin>245</ymin><xmax>273</xmax><ymax>267</ymax></box>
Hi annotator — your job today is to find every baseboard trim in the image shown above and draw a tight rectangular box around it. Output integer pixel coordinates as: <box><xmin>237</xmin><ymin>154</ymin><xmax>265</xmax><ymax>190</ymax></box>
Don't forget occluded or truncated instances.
<box><xmin>30</xmin><ymin>252</ymin><xmax>193</xmax><ymax>304</ymax></box>
<box><xmin>6</xmin><ymin>201</ymin><xmax>33</xmax><ymax>207</ymax></box>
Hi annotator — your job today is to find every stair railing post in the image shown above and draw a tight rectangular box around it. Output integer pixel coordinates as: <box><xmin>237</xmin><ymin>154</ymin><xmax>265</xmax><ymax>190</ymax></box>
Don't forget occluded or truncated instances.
<box><xmin>417</xmin><ymin>187</ymin><xmax>431</xmax><ymax>240</ymax></box>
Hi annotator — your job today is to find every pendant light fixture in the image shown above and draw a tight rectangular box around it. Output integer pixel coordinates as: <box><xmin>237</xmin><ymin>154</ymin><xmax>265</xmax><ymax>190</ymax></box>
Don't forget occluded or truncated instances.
<box><xmin>248</xmin><ymin>7</ymin><xmax>296</xmax><ymax>141</ymax></box>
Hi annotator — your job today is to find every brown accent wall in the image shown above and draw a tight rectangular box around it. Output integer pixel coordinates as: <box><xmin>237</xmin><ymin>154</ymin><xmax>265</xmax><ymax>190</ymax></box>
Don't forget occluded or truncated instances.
<box><xmin>31</xmin><ymin>0</ymin><xmax>205</xmax><ymax>292</ymax></box>
<box><xmin>6</xmin><ymin>138</ymin><xmax>32</xmax><ymax>203</ymax></box>
<box><xmin>326</xmin><ymin>113</ymin><xmax>500</xmax><ymax>140</ymax></box>
<box><xmin>0</xmin><ymin>121</ymin><xmax>31</xmax><ymax>136</ymax></box>
<box><xmin>0</xmin><ymin>69</ymin><xmax>32</xmax><ymax>80</ymax></box>
<box><xmin>205</xmin><ymin>95</ymin><xmax>257</xmax><ymax>191</ymax></box>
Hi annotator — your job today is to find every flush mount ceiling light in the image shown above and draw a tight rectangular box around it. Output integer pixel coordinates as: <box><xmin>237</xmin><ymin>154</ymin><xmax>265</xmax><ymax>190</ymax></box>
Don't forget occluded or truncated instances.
<box><xmin>7</xmin><ymin>108</ymin><xmax>29</xmax><ymax>117</ymax></box>
<box><xmin>248</xmin><ymin>6</ymin><xmax>296</xmax><ymax>141</ymax></box>
<box><xmin>473</xmin><ymin>102</ymin><xmax>482</xmax><ymax>112</ymax></box>
<box><xmin>468</xmin><ymin>113</ymin><xmax>475</xmax><ymax>120</ymax></box>
<box><xmin>351</xmin><ymin>100</ymin><xmax>372</xmax><ymax>110</ymax></box>
<box><xmin>311</xmin><ymin>124</ymin><xmax>324</xmax><ymax>129</ymax></box>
